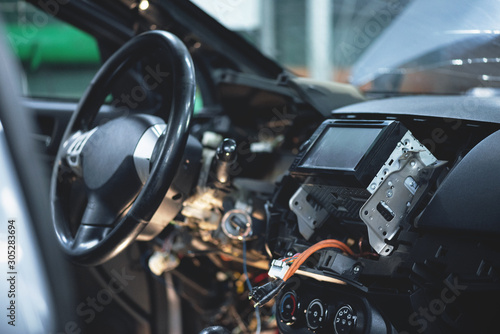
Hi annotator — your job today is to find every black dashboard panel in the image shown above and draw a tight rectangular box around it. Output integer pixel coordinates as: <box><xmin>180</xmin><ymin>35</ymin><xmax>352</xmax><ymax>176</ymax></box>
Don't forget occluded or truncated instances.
<box><xmin>276</xmin><ymin>278</ymin><xmax>396</xmax><ymax>334</ymax></box>
<box><xmin>417</xmin><ymin>129</ymin><xmax>500</xmax><ymax>233</ymax></box>
<box><xmin>269</xmin><ymin>95</ymin><xmax>500</xmax><ymax>334</ymax></box>
<box><xmin>332</xmin><ymin>95</ymin><xmax>500</xmax><ymax>124</ymax></box>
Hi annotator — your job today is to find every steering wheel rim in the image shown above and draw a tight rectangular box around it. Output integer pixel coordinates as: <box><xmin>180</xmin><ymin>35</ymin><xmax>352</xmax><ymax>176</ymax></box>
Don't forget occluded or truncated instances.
<box><xmin>50</xmin><ymin>30</ymin><xmax>196</xmax><ymax>266</ymax></box>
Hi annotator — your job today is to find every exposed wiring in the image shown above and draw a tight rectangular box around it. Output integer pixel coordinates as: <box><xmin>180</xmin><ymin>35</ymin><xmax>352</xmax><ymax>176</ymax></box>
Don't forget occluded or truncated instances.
<box><xmin>162</xmin><ymin>230</ymin><xmax>177</xmax><ymax>253</ymax></box>
<box><xmin>357</xmin><ymin>237</ymin><xmax>380</xmax><ymax>259</ymax></box>
<box><xmin>283</xmin><ymin>239</ymin><xmax>355</xmax><ymax>281</ymax></box>
<box><xmin>249</xmin><ymin>239</ymin><xmax>356</xmax><ymax>308</ymax></box>
<box><xmin>263</xmin><ymin>202</ymin><xmax>274</xmax><ymax>259</ymax></box>
<box><xmin>243</xmin><ymin>240</ymin><xmax>261</xmax><ymax>334</ymax></box>
<box><xmin>280</xmin><ymin>253</ymin><xmax>300</xmax><ymax>265</ymax></box>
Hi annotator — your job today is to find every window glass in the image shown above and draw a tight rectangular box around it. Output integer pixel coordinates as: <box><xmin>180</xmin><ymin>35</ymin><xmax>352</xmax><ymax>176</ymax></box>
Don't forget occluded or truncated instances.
<box><xmin>191</xmin><ymin>0</ymin><xmax>410</xmax><ymax>83</ymax></box>
<box><xmin>1</xmin><ymin>0</ymin><xmax>101</xmax><ymax>99</ymax></box>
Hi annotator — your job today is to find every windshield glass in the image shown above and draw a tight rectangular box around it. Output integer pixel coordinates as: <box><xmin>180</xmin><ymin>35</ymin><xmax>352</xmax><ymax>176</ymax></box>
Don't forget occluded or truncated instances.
<box><xmin>191</xmin><ymin>0</ymin><xmax>500</xmax><ymax>95</ymax></box>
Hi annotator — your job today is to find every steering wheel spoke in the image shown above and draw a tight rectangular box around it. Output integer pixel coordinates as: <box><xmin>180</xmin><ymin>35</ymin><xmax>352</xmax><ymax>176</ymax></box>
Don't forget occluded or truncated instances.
<box><xmin>72</xmin><ymin>225</ymin><xmax>112</xmax><ymax>252</ymax></box>
<box><xmin>80</xmin><ymin>193</ymin><xmax>118</xmax><ymax>227</ymax></box>
<box><xmin>51</xmin><ymin>30</ymin><xmax>195</xmax><ymax>266</ymax></box>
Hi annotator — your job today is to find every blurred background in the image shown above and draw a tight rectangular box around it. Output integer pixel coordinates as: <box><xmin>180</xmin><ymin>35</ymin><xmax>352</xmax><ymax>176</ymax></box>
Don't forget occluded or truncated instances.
<box><xmin>0</xmin><ymin>0</ymin><xmax>412</xmax><ymax>99</ymax></box>
<box><xmin>191</xmin><ymin>0</ymin><xmax>411</xmax><ymax>81</ymax></box>
<box><xmin>0</xmin><ymin>0</ymin><xmax>100</xmax><ymax>99</ymax></box>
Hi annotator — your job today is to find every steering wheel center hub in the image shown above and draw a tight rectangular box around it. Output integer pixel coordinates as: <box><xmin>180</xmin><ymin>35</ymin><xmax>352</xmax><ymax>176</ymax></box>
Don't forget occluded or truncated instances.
<box><xmin>81</xmin><ymin>115</ymin><xmax>163</xmax><ymax>190</ymax></box>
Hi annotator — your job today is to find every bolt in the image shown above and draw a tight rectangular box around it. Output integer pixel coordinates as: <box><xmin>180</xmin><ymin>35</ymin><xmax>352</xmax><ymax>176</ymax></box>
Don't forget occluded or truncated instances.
<box><xmin>410</xmin><ymin>161</ymin><xmax>416</xmax><ymax>167</ymax></box>
<box><xmin>353</xmin><ymin>265</ymin><xmax>361</xmax><ymax>274</ymax></box>
<box><xmin>386</xmin><ymin>190</ymin><xmax>393</xmax><ymax>198</ymax></box>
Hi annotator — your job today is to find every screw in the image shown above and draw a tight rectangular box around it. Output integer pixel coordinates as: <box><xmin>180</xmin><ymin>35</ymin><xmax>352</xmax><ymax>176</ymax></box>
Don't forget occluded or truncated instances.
<box><xmin>353</xmin><ymin>265</ymin><xmax>361</xmax><ymax>274</ymax></box>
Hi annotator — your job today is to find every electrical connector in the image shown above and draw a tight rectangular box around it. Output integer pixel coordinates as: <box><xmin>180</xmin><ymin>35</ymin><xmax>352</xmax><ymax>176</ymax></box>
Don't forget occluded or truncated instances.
<box><xmin>248</xmin><ymin>279</ymin><xmax>285</xmax><ymax>308</ymax></box>
<box><xmin>268</xmin><ymin>259</ymin><xmax>290</xmax><ymax>279</ymax></box>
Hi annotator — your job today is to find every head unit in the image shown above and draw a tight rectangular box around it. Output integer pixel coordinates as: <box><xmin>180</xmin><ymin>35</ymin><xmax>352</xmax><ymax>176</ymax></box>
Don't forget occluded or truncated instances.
<box><xmin>290</xmin><ymin>120</ymin><xmax>407</xmax><ymax>187</ymax></box>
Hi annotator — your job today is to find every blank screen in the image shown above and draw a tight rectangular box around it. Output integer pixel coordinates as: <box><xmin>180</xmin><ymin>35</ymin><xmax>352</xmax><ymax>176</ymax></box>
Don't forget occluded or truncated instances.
<box><xmin>300</xmin><ymin>127</ymin><xmax>382</xmax><ymax>170</ymax></box>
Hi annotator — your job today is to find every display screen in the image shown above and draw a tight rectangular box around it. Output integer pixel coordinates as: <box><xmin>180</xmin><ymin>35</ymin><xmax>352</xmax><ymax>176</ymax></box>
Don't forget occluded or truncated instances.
<box><xmin>299</xmin><ymin>126</ymin><xmax>382</xmax><ymax>170</ymax></box>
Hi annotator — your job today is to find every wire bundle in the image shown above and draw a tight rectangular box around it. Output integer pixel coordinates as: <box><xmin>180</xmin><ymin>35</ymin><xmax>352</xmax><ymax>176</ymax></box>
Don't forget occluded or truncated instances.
<box><xmin>282</xmin><ymin>239</ymin><xmax>355</xmax><ymax>281</ymax></box>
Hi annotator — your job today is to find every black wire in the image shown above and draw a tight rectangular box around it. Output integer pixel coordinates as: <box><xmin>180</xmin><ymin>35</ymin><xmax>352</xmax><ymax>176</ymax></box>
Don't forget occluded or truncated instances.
<box><xmin>143</xmin><ymin>242</ymin><xmax>263</xmax><ymax>332</ymax></box>
<box><xmin>243</xmin><ymin>239</ymin><xmax>261</xmax><ymax>334</ymax></box>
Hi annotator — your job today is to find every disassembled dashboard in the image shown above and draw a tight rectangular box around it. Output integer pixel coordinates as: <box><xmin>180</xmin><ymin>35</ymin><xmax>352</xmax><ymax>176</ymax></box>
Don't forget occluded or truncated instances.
<box><xmin>288</xmin><ymin>119</ymin><xmax>443</xmax><ymax>255</ymax></box>
<box><xmin>147</xmin><ymin>93</ymin><xmax>500</xmax><ymax>333</ymax></box>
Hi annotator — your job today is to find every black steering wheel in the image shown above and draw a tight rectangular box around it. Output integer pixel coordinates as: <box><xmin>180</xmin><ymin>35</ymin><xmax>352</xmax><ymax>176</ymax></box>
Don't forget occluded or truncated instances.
<box><xmin>51</xmin><ymin>31</ymin><xmax>195</xmax><ymax>266</ymax></box>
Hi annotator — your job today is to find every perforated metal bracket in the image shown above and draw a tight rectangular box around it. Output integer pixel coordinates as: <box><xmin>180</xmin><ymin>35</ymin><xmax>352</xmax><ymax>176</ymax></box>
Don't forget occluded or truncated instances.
<box><xmin>360</xmin><ymin>151</ymin><xmax>445</xmax><ymax>255</ymax></box>
<box><xmin>290</xmin><ymin>186</ymin><xmax>329</xmax><ymax>240</ymax></box>
<box><xmin>367</xmin><ymin>131</ymin><xmax>437</xmax><ymax>194</ymax></box>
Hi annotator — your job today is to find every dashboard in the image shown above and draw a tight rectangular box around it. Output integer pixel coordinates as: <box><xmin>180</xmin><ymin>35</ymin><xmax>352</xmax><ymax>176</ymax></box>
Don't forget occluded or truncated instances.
<box><xmin>264</xmin><ymin>96</ymin><xmax>500</xmax><ymax>334</ymax></box>
<box><xmin>198</xmin><ymin>93</ymin><xmax>500</xmax><ymax>333</ymax></box>
<box><xmin>25</xmin><ymin>84</ymin><xmax>500</xmax><ymax>333</ymax></box>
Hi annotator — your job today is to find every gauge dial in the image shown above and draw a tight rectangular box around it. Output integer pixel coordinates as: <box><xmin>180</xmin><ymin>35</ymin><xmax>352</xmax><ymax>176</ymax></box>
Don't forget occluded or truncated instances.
<box><xmin>334</xmin><ymin>305</ymin><xmax>356</xmax><ymax>334</ymax></box>
<box><xmin>279</xmin><ymin>291</ymin><xmax>298</xmax><ymax>324</ymax></box>
<box><xmin>306</xmin><ymin>299</ymin><xmax>324</xmax><ymax>330</ymax></box>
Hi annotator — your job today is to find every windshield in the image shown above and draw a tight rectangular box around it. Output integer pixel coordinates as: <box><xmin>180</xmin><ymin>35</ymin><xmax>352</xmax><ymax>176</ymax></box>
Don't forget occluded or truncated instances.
<box><xmin>191</xmin><ymin>0</ymin><xmax>500</xmax><ymax>96</ymax></box>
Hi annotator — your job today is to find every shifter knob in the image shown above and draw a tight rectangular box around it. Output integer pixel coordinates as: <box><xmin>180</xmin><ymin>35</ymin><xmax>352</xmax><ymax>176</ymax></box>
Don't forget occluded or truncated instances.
<box><xmin>214</xmin><ymin>138</ymin><xmax>237</xmax><ymax>184</ymax></box>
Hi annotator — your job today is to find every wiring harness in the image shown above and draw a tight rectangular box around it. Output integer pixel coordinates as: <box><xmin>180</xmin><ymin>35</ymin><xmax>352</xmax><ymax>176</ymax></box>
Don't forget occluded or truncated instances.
<box><xmin>249</xmin><ymin>239</ymin><xmax>357</xmax><ymax>308</ymax></box>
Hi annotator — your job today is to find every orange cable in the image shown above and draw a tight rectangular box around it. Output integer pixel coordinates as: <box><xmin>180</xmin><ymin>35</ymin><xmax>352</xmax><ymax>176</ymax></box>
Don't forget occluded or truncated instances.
<box><xmin>283</xmin><ymin>239</ymin><xmax>354</xmax><ymax>281</ymax></box>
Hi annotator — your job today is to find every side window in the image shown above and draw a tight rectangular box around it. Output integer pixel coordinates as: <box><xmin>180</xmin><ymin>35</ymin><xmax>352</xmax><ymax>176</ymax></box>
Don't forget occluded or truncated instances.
<box><xmin>1</xmin><ymin>0</ymin><xmax>101</xmax><ymax>100</ymax></box>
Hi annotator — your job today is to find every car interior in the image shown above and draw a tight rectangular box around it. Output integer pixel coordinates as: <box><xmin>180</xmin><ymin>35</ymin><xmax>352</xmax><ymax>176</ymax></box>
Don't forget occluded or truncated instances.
<box><xmin>1</xmin><ymin>0</ymin><xmax>500</xmax><ymax>333</ymax></box>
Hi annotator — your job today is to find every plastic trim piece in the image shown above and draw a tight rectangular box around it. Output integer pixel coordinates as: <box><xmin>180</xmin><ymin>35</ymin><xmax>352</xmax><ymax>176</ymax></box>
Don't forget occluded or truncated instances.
<box><xmin>417</xmin><ymin>129</ymin><xmax>500</xmax><ymax>233</ymax></box>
